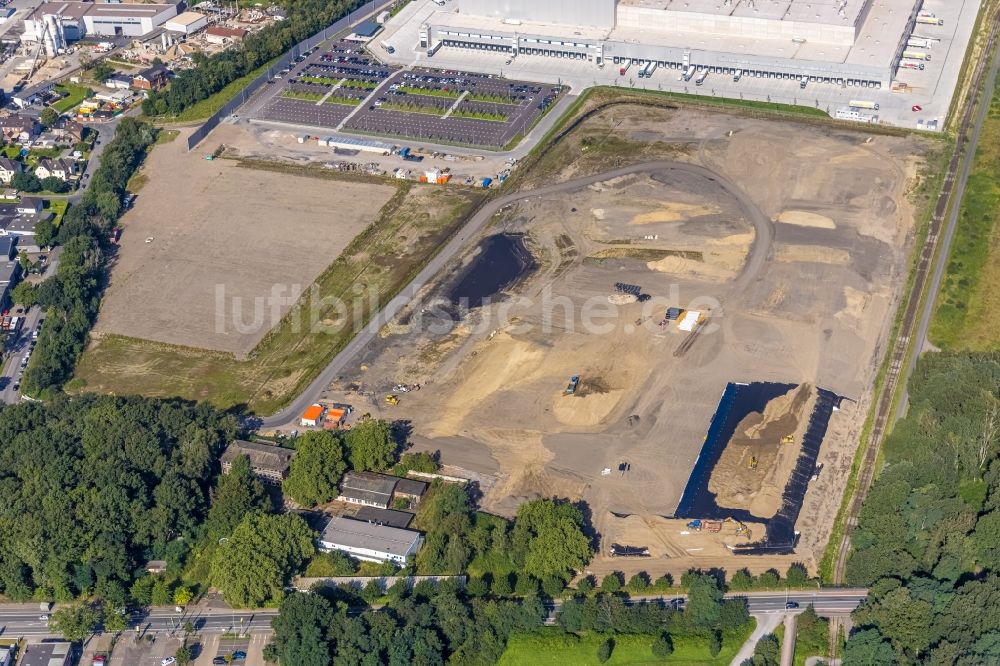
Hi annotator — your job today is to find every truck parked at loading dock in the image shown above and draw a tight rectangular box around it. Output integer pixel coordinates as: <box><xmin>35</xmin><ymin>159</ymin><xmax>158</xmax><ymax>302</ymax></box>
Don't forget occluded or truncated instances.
<box><xmin>695</xmin><ymin>69</ymin><xmax>708</xmax><ymax>86</ymax></box>
<box><xmin>619</xmin><ymin>60</ymin><xmax>630</xmax><ymax>75</ymax></box>
<box><xmin>682</xmin><ymin>65</ymin><xmax>696</xmax><ymax>81</ymax></box>
<box><xmin>902</xmin><ymin>50</ymin><xmax>931</xmax><ymax>61</ymax></box>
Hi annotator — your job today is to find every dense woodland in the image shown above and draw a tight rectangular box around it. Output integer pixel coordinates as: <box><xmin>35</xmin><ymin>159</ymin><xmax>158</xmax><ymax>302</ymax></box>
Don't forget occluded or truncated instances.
<box><xmin>14</xmin><ymin>118</ymin><xmax>157</xmax><ymax>397</ymax></box>
<box><xmin>0</xmin><ymin>395</ymin><xmax>236</xmax><ymax>600</ymax></box>
<box><xmin>844</xmin><ymin>352</ymin><xmax>1000</xmax><ymax>663</ymax></box>
<box><xmin>142</xmin><ymin>0</ymin><xmax>364</xmax><ymax>116</ymax></box>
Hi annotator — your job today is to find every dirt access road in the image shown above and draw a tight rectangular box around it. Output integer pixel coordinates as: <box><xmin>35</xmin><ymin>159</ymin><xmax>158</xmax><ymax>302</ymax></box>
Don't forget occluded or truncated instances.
<box><xmin>257</xmin><ymin>158</ymin><xmax>773</xmax><ymax>427</ymax></box>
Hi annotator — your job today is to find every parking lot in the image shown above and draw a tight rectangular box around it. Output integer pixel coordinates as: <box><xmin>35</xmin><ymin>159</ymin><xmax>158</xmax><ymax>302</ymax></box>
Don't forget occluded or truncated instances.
<box><xmin>253</xmin><ymin>39</ymin><xmax>561</xmax><ymax>148</ymax></box>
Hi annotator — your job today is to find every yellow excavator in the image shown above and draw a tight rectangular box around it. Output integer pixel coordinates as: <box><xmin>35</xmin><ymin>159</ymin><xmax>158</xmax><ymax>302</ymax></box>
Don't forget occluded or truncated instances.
<box><xmin>724</xmin><ymin>517</ymin><xmax>753</xmax><ymax>540</ymax></box>
<box><xmin>748</xmin><ymin>455</ymin><xmax>758</xmax><ymax>469</ymax></box>
<box><xmin>385</xmin><ymin>394</ymin><xmax>399</xmax><ymax>406</ymax></box>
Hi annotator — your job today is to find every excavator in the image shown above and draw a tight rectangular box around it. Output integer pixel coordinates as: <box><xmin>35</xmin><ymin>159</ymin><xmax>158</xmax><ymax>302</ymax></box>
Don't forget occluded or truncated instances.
<box><xmin>385</xmin><ymin>394</ymin><xmax>399</xmax><ymax>406</ymax></box>
<box><xmin>748</xmin><ymin>455</ymin><xmax>758</xmax><ymax>469</ymax></box>
<box><xmin>724</xmin><ymin>517</ymin><xmax>753</xmax><ymax>540</ymax></box>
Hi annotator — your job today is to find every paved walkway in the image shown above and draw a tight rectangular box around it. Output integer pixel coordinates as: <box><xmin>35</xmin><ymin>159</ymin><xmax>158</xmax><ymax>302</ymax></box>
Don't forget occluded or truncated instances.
<box><xmin>730</xmin><ymin>614</ymin><xmax>784</xmax><ymax>666</ymax></box>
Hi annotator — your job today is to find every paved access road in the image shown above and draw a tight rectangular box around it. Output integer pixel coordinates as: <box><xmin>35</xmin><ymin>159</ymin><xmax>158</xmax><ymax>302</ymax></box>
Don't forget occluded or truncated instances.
<box><xmin>0</xmin><ymin>589</ymin><xmax>865</xmax><ymax>639</ymax></box>
<box><xmin>0</xmin><ymin>304</ymin><xmax>42</xmax><ymax>404</ymax></box>
<box><xmin>256</xmin><ymin>158</ymin><xmax>773</xmax><ymax>428</ymax></box>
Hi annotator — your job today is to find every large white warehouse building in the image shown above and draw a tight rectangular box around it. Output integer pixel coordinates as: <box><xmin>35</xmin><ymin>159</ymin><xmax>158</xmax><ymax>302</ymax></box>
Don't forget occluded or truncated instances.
<box><xmin>417</xmin><ymin>0</ymin><xmax>928</xmax><ymax>88</ymax></box>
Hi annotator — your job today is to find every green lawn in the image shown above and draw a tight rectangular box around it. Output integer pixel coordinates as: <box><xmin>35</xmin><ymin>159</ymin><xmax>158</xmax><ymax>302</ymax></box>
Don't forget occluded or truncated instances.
<box><xmin>52</xmin><ymin>84</ymin><xmax>91</xmax><ymax>113</ymax></box>
<box><xmin>928</xmin><ymin>68</ymin><xmax>1000</xmax><ymax>349</ymax></box>
<box><xmin>500</xmin><ymin>625</ymin><xmax>754</xmax><ymax>666</ymax></box>
<box><xmin>155</xmin><ymin>61</ymin><xmax>274</xmax><ymax>123</ymax></box>
<box><xmin>47</xmin><ymin>199</ymin><xmax>68</xmax><ymax>227</ymax></box>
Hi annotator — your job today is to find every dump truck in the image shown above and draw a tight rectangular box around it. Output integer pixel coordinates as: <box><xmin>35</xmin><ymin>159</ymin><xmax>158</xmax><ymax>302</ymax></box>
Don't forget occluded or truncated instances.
<box><xmin>565</xmin><ymin>375</ymin><xmax>580</xmax><ymax>395</ymax></box>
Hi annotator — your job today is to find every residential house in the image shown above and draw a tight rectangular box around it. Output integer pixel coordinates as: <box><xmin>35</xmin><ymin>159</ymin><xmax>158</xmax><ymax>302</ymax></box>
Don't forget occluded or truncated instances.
<box><xmin>144</xmin><ymin>560</ymin><xmax>167</xmax><ymax>574</ymax></box>
<box><xmin>104</xmin><ymin>73</ymin><xmax>134</xmax><ymax>90</ymax></box>
<box><xmin>0</xmin><ymin>115</ymin><xmax>39</xmax><ymax>143</ymax></box>
<box><xmin>318</xmin><ymin>515</ymin><xmax>423</xmax><ymax>564</ymax></box>
<box><xmin>16</xmin><ymin>197</ymin><xmax>42</xmax><ymax>214</ymax></box>
<box><xmin>35</xmin><ymin>158</ymin><xmax>76</xmax><ymax>181</ymax></box>
<box><xmin>220</xmin><ymin>439</ymin><xmax>296</xmax><ymax>485</ymax></box>
<box><xmin>0</xmin><ymin>211</ymin><xmax>50</xmax><ymax>253</ymax></box>
<box><xmin>21</xmin><ymin>641</ymin><xmax>72</xmax><ymax>666</ymax></box>
<box><xmin>338</xmin><ymin>471</ymin><xmax>399</xmax><ymax>509</ymax></box>
<box><xmin>132</xmin><ymin>63</ymin><xmax>170</xmax><ymax>91</ymax></box>
<box><xmin>0</xmin><ymin>235</ymin><xmax>16</xmax><ymax>259</ymax></box>
<box><xmin>0</xmin><ymin>157</ymin><xmax>21</xmax><ymax>184</ymax></box>
<box><xmin>53</xmin><ymin>116</ymin><xmax>85</xmax><ymax>143</ymax></box>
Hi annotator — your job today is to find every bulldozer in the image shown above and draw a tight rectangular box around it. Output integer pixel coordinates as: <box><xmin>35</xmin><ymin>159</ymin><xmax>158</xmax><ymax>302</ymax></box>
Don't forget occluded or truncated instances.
<box><xmin>385</xmin><ymin>394</ymin><xmax>399</xmax><ymax>406</ymax></box>
<box><xmin>781</xmin><ymin>435</ymin><xmax>795</xmax><ymax>445</ymax></box>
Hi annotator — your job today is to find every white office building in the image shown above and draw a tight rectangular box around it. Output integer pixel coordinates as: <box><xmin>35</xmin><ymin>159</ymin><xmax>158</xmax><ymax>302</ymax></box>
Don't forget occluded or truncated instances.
<box><xmin>319</xmin><ymin>516</ymin><xmax>423</xmax><ymax>564</ymax></box>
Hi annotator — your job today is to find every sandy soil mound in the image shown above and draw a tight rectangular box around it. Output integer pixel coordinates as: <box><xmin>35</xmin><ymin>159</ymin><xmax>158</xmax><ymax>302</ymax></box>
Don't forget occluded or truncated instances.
<box><xmin>776</xmin><ymin>210</ymin><xmax>837</xmax><ymax>229</ymax></box>
<box><xmin>553</xmin><ymin>390</ymin><xmax>625</xmax><ymax>427</ymax></box>
<box><xmin>630</xmin><ymin>202</ymin><xmax>719</xmax><ymax>224</ymax></box>
<box><xmin>775</xmin><ymin>244</ymin><xmax>850</xmax><ymax>265</ymax></box>
<box><xmin>709</xmin><ymin>384</ymin><xmax>815</xmax><ymax>519</ymax></box>
<box><xmin>603</xmin><ymin>512</ymin><xmax>765</xmax><ymax>558</ymax></box>
<box><xmin>647</xmin><ymin>256</ymin><xmax>735</xmax><ymax>281</ymax></box>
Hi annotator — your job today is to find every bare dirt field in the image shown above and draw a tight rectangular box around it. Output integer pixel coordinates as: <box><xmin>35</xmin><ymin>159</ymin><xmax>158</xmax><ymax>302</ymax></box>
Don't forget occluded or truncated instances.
<box><xmin>94</xmin><ymin>128</ymin><xmax>395</xmax><ymax>355</ymax></box>
<box><xmin>311</xmin><ymin>102</ymin><xmax>933</xmax><ymax>576</ymax></box>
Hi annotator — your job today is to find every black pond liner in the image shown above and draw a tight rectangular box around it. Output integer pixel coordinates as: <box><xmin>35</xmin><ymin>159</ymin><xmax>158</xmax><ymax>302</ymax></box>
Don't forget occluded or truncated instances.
<box><xmin>674</xmin><ymin>382</ymin><xmax>843</xmax><ymax>556</ymax></box>
<box><xmin>448</xmin><ymin>233</ymin><xmax>536</xmax><ymax>308</ymax></box>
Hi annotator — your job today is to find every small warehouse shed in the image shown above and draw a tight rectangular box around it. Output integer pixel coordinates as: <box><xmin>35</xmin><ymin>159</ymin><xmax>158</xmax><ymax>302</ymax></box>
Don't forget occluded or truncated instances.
<box><xmin>165</xmin><ymin>11</ymin><xmax>208</xmax><ymax>34</ymax></box>
<box><xmin>300</xmin><ymin>403</ymin><xmax>324</xmax><ymax>427</ymax></box>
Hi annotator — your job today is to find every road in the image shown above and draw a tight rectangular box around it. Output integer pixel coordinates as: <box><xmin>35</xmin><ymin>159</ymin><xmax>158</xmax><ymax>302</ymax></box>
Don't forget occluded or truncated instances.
<box><xmin>256</xmin><ymin>158</ymin><xmax>773</xmax><ymax>428</ymax></box>
<box><xmin>0</xmin><ymin>304</ymin><xmax>42</xmax><ymax>403</ymax></box>
<box><xmin>0</xmin><ymin>590</ymin><xmax>866</xmax><ymax>639</ymax></box>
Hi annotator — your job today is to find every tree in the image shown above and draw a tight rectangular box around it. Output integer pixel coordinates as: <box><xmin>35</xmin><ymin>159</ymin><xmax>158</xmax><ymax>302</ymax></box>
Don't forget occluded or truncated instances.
<box><xmin>576</xmin><ymin>576</ymin><xmax>594</xmax><ymax>594</ymax></box>
<box><xmin>174</xmin><ymin>585</ymin><xmax>193</xmax><ymax>607</ymax></box>
<box><xmin>345</xmin><ymin>418</ymin><xmax>396</xmax><ymax>472</ymax></box>
<box><xmin>685</xmin><ymin>573</ymin><xmax>723</xmax><ymax>631</ymax></box>
<box><xmin>628</xmin><ymin>572</ymin><xmax>649</xmax><ymax>592</ymax></box>
<box><xmin>10</xmin><ymin>281</ymin><xmax>37</xmax><ymax>308</ymax></box>
<box><xmin>362</xmin><ymin>579</ymin><xmax>382</xmax><ymax>604</ymax></box>
<box><xmin>41</xmin><ymin>176</ymin><xmax>70</xmax><ymax>193</ymax></box>
<box><xmin>750</xmin><ymin>634</ymin><xmax>780</xmax><ymax>666</ymax></box>
<box><xmin>511</xmin><ymin>499</ymin><xmax>593</xmax><ymax>580</ymax></box>
<box><xmin>206</xmin><ymin>454</ymin><xmax>266</xmax><ymax>539</ymax></box>
<box><xmin>843</xmin><ymin>628</ymin><xmax>896</xmax><ymax>665</ymax></box>
<box><xmin>175</xmin><ymin>644</ymin><xmax>193</xmax><ymax>666</ymax></box>
<box><xmin>282</xmin><ymin>431</ymin><xmax>347</xmax><ymax>506</ymax></box>
<box><xmin>491</xmin><ymin>573</ymin><xmax>512</xmax><ymax>596</ymax></box>
<box><xmin>102</xmin><ymin>601</ymin><xmax>127</xmax><ymax>634</ymax></box>
<box><xmin>652</xmin><ymin>633</ymin><xmax>673</xmax><ymax>657</ymax></box>
<box><xmin>601</xmin><ymin>572</ymin><xmax>622</xmax><ymax>594</ymax></box>
<box><xmin>709</xmin><ymin>631</ymin><xmax>722</xmax><ymax>657</ymax></box>
<box><xmin>40</xmin><ymin>107</ymin><xmax>59</xmax><ymax>127</ymax></box>
<box><xmin>543</xmin><ymin>574</ymin><xmax>566</xmax><ymax>597</ymax></box>
<box><xmin>466</xmin><ymin>576</ymin><xmax>488</xmax><ymax>597</ymax></box>
<box><xmin>392</xmin><ymin>451</ymin><xmax>439</xmax><ymax>477</ymax></box>
<box><xmin>50</xmin><ymin>602</ymin><xmax>99</xmax><ymax>642</ymax></box>
<box><xmin>304</xmin><ymin>551</ymin><xmax>356</xmax><ymax>577</ymax></box>
<box><xmin>785</xmin><ymin>563</ymin><xmax>810</xmax><ymax>588</ymax></box>
<box><xmin>597</xmin><ymin>637</ymin><xmax>614</xmax><ymax>663</ymax></box>
<box><xmin>269</xmin><ymin>592</ymin><xmax>334</xmax><ymax>666</ymax></box>
<box><xmin>210</xmin><ymin>512</ymin><xmax>315</xmax><ymax>607</ymax></box>
<box><xmin>11</xmin><ymin>171</ymin><xmax>41</xmax><ymax>192</ymax></box>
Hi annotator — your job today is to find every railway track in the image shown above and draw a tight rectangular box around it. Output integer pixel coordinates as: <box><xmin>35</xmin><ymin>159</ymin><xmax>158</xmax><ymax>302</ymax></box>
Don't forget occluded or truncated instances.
<box><xmin>827</xmin><ymin>6</ymin><xmax>1000</xmax><ymax>656</ymax></box>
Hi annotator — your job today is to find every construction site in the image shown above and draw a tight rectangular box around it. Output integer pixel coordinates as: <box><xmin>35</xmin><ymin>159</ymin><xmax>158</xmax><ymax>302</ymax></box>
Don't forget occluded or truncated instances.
<box><xmin>305</xmin><ymin>101</ymin><xmax>934</xmax><ymax>576</ymax></box>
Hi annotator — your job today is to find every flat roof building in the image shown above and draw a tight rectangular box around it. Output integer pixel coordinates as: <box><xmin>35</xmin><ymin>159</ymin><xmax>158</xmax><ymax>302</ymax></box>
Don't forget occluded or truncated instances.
<box><xmin>20</xmin><ymin>642</ymin><xmax>72</xmax><ymax>666</ymax></box>
<box><xmin>220</xmin><ymin>439</ymin><xmax>296</xmax><ymax>485</ymax></box>
<box><xmin>84</xmin><ymin>3</ymin><xmax>178</xmax><ymax>37</ymax></box>
<box><xmin>319</xmin><ymin>515</ymin><xmax>423</xmax><ymax>563</ymax></box>
<box><xmin>165</xmin><ymin>11</ymin><xmax>208</xmax><ymax>35</ymax></box>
